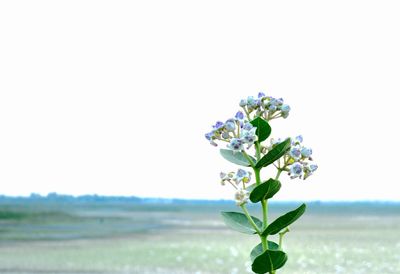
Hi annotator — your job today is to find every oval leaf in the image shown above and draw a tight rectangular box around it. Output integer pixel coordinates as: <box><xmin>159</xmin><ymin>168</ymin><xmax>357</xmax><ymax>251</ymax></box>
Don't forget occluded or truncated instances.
<box><xmin>250</xmin><ymin>241</ymin><xmax>279</xmax><ymax>262</ymax></box>
<box><xmin>249</xmin><ymin>179</ymin><xmax>281</xmax><ymax>203</ymax></box>
<box><xmin>252</xmin><ymin>249</ymin><xmax>288</xmax><ymax>273</ymax></box>
<box><xmin>255</xmin><ymin>138</ymin><xmax>291</xmax><ymax>169</ymax></box>
<box><xmin>221</xmin><ymin>211</ymin><xmax>262</xmax><ymax>234</ymax></box>
<box><xmin>220</xmin><ymin>149</ymin><xmax>256</xmax><ymax>167</ymax></box>
<box><xmin>250</xmin><ymin>117</ymin><xmax>271</xmax><ymax>143</ymax></box>
<box><xmin>262</xmin><ymin>203</ymin><xmax>306</xmax><ymax>236</ymax></box>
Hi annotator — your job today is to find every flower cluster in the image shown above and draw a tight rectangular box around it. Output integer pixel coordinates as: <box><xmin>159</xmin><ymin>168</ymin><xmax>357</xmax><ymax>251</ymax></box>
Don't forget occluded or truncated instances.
<box><xmin>220</xmin><ymin>169</ymin><xmax>252</xmax><ymax>205</ymax></box>
<box><xmin>239</xmin><ymin>92</ymin><xmax>291</xmax><ymax>121</ymax></box>
<box><xmin>205</xmin><ymin>94</ymin><xmax>318</xmax><ymax>208</ymax></box>
<box><xmin>271</xmin><ymin>136</ymin><xmax>318</xmax><ymax>180</ymax></box>
<box><xmin>204</xmin><ymin>111</ymin><xmax>258</xmax><ymax>150</ymax></box>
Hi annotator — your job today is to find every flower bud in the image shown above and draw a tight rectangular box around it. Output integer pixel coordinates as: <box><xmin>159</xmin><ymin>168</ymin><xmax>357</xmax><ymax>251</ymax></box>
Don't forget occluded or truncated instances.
<box><xmin>221</xmin><ymin>132</ymin><xmax>230</xmax><ymax>139</ymax></box>
<box><xmin>301</xmin><ymin>147</ymin><xmax>312</xmax><ymax>158</ymax></box>
<box><xmin>239</xmin><ymin>99</ymin><xmax>247</xmax><ymax>107</ymax></box>
<box><xmin>281</xmin><ymin>104</ymin><xmax>291</xmax><ymax>112</ymax></box>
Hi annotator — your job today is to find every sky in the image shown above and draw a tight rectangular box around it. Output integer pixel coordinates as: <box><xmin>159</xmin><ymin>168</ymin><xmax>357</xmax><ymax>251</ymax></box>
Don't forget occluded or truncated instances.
<box><xmin>1</xmin><ymin>0</ymin><xmax>399</xmax><ymax>201</ymax></box>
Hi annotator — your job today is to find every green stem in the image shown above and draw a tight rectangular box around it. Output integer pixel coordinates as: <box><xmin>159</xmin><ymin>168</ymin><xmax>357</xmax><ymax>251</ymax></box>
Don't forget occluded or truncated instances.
<box><xmin>255</xmin><ymin>142</ymin><xmax>261</xmax><ymax>161</ymax></box>
<box><xmin>262</xmin><ymin>199</ymin><xmax>268</xmax><ymax>230</ymax></box>
<box><xmin>269</xmin><ymin>167</ymin><xmax>285</xmax><ymax>274</ymax></box>
<box><xmin>242</xmin><ymin>107</ymin><xmax>251</xmax><ymax>120</ymax></box>
<box><xmin>261</xmin><ymin>199</ymin><xmax>268</xmax><ymax>252</ymax></box>
<box><xmin>261</xmin><ymin>236</ymin><xmax>267</xmax><ymax>250</ymax></box>
<box><xmin>240</xmin><ymin>205</ymin><xmax>261</xmax><ymax>234</ymax></box>
<box><xmin>242</xmin><ymin>150</ymin><xmax>256</xmax><ymax>169</ymax></box>
<box><xmin>275</xmin><ymin>169</ymin><xmax>282</xmax><ymax>180</ymax></box>
<box><xmin>278</xmin><ymin>233</ymin><xmax>284</xmax><ymax>249</ymax></box>
<box><xmin>254</xmin><ymin>167</ymin><xmax>269</xmax><ymax>252</ymax></box>
<box><xmin>254</xmin><ymin>168</ymin><xmax>261</xmax><ymax>187</ymax></box>
<box><xmin>278</xmin><ymin>227</ymin><xmax>290</xmax><ymax>250</ymax></box>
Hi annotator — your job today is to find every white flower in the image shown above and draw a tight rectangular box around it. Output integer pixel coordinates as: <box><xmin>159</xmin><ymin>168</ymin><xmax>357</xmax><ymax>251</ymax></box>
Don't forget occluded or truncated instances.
<box><xmin>234</xmin><ymin>189</ymin><xmax>249</xmax><ymax>206</ymax></box>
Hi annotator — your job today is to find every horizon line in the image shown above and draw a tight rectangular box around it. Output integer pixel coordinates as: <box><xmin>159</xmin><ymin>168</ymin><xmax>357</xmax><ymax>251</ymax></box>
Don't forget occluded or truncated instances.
<box><xmin>0</xmin><ymin>193</ymin><xmax>399</xmax><ymax>203</ymax></box>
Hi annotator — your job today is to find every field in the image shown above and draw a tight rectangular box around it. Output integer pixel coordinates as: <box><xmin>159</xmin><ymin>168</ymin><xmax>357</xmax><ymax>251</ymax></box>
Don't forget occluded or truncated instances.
<box><xmin>0</xmin><ymin>200</ymin><xmax>399</xmax><ymax>274</ymax></box>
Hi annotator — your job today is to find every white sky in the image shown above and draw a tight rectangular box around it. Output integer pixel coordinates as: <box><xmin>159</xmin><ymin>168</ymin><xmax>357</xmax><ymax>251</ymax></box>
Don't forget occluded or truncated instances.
<box><xmin>1</xmin><ymin>0</ymin><xmax>399</xmax><ymax>201</ymax></box>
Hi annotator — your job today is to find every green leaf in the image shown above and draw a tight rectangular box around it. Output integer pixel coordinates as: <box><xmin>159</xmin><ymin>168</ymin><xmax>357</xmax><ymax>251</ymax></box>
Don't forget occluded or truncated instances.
<box><xmin>252</xmin><ymin>249</ymin><xmax>288</xmax><ymax>273</ymax></box>
<box><xmin>221</xmin><ymin>211</ymin><xmax>262</xmax><ymax>234</ymax></box>
<box><xmin>255</xmin><ymin>138</ymin><xmax>291</xmax><ymax>169</ymax></box>
<box><xmin>220</xmin><ymin>149</ymin><xmax>256</xmax><ymax>167</ymax></box>
<box><xmin>250</xmin><ymin>117</ymin><xmax>271</xmax><ymax>143</ymax></box>
<box><xmin>262</xmin><ymin>203</ymin><xmax>306</xmax><ymax>236</ymax></box>
<box><xmin>249</xmin><ymin>179</ymin><xmax>281</xmax><ymax>203</ymax></box>
<box><xmin>250</xmin><ymin>241</ymin><xmax>280</xmax><ymax>262</ymax></box>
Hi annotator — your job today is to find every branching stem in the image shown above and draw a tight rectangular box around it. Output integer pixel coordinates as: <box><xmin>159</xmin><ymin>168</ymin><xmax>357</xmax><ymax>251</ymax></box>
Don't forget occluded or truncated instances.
<box><xmin>240</xmin><ymin>204</ymin><xmax>261</xmax><ymax>234</ymax></box>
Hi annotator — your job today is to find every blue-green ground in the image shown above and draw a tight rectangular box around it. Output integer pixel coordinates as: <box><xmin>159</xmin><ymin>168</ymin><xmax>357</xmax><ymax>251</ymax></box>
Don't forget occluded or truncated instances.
<box><xmin>0</xmin><ymin>200</ymin><xmax>399</xmax><ymax>274</ymax></box>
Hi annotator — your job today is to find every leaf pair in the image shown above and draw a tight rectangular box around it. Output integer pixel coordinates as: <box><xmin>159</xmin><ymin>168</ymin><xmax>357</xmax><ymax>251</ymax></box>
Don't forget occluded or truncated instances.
<box><xmin>220</xmin><ymin>137</ymin><xmax>290</xmax><ymax>169</ymax></box>
<box><xmin>220</xmin><ymin>139</ymin><xmax>291</xmax><ymax>170</ymax></box>
<box><xmin>251</xmin><ymin>244</ymin><xmax>288</xmax><ymax>273</ymax></box>
<box><xmin>221</xmin><ymin>204</ymin><xmax>306</xmax><ymax>236</ymax></box>
<box><xmin>248</xmin><ymin>204</ymin><xmax>305</xmax><ymax>273</ymax></box>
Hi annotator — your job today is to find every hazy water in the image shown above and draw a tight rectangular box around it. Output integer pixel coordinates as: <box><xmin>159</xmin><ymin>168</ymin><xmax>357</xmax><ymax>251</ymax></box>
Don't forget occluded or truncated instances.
<box><xmin>0</xmin><ymin>201</ymin><xmax>399</xmax><ymax>274</ymax></box>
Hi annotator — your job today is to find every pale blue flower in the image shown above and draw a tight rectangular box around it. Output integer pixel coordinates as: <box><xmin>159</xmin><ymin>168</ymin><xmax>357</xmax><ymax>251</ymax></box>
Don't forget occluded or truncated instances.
<box><xmin>242</xmin><ymin>122</ymin><xmax>253</xmax><ymax>131</ymax></box>
<box><xmin>235</xmin><ymin>169</ymin><xmax>251</xmax><ymax>183</ymax></box>
<box><xmin>247</xmin><ymin>96</ymin><xmax>260</xmax><ymax>108</ymax></box>
<box><xmin>290</xmin><ymin>162</ymin><xmax>303</xmax><ymax>179</ymax></box>
<box><xmin>239</xmin><ymin>99</ymin><xmax>247</xmax><ymax>107</ymax></box>
<box><xmin>303</xmin><ymin>164</ymin><xmax>318</xmax><ymax>179</ymax></box>
<box><xmin>301</xmin><ymin>147</ymin><xmax>312</xmax><ymax>158</ymax></box>
<box><xmin>236</xmin><ymin>169</ymin><xmax>247</xmax><ymax>177</ymax></box>
<box><xmin>228</xmin><ymin>138</ymin><xmax>244</xmax><ymax>151</ymax></box>
<box><xmin>294</xmin><ymin>135</ymin><xmax>303</xmax><ymax>143</ymax></box>
<box><xmin>213</xmin><ymin>121</ymin><xmax>224</xmax><ymax>129</ymax></box>
<box><xmin>241</xmin><ymin>128</ymin><xmax>257</xmax><ymax>144</ymax></box>
<box><xmin>289</xmin><ymin>146</ymin><xmax>302</xmax><ymax>160</ymax></box>
<box><xmin>269</xmin><ymin>98</ymin><xmax>280</xmax><ymax>106</ymax></box>
<box><xmin>258</xmin><ymin>92</ymin><xmax>266</xmax><ymax>98</ymax></box>
<box><xmin>225</xmin><ymin>119</ymin><xmax>236</xmax><ymax>132</ymax></box>
<box><xmin>309</xmin><ymin>164</ymin><xmax>318</xmax><ymax>172</ymax></box>
<box><xmin>235</xmin><ymin>111</ymin><xmax>244</xmax><ymax>120</ymax></box>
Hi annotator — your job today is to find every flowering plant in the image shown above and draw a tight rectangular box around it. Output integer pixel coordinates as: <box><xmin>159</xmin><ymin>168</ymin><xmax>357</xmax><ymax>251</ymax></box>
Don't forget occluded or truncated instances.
<box><xmin>205</xmin><ymin>93</ymin><xmax>318</xmax><ymax>274</ymax></box>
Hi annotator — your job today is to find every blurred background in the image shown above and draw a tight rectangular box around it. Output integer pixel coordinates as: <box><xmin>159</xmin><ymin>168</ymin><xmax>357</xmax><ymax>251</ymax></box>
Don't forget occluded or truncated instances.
<box><xmin>0</xmin><ymin>0</ymin><xmax>399</xmax><ymax>273</ymax></box>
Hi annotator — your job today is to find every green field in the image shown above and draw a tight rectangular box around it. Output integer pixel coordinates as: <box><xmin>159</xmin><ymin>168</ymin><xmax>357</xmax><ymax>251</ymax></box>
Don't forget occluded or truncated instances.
<box><xmin>0</xmin><ymin>200</ymin><xmax>399</xmax><ymax>274</ymax></box>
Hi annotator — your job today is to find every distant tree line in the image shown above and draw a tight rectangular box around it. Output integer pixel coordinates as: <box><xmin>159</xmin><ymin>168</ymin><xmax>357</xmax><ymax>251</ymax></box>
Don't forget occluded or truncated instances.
<box><xmin>0</xmin><ymin>193</ymin><xmax>233</xmax><ymax>204</ymax></box>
